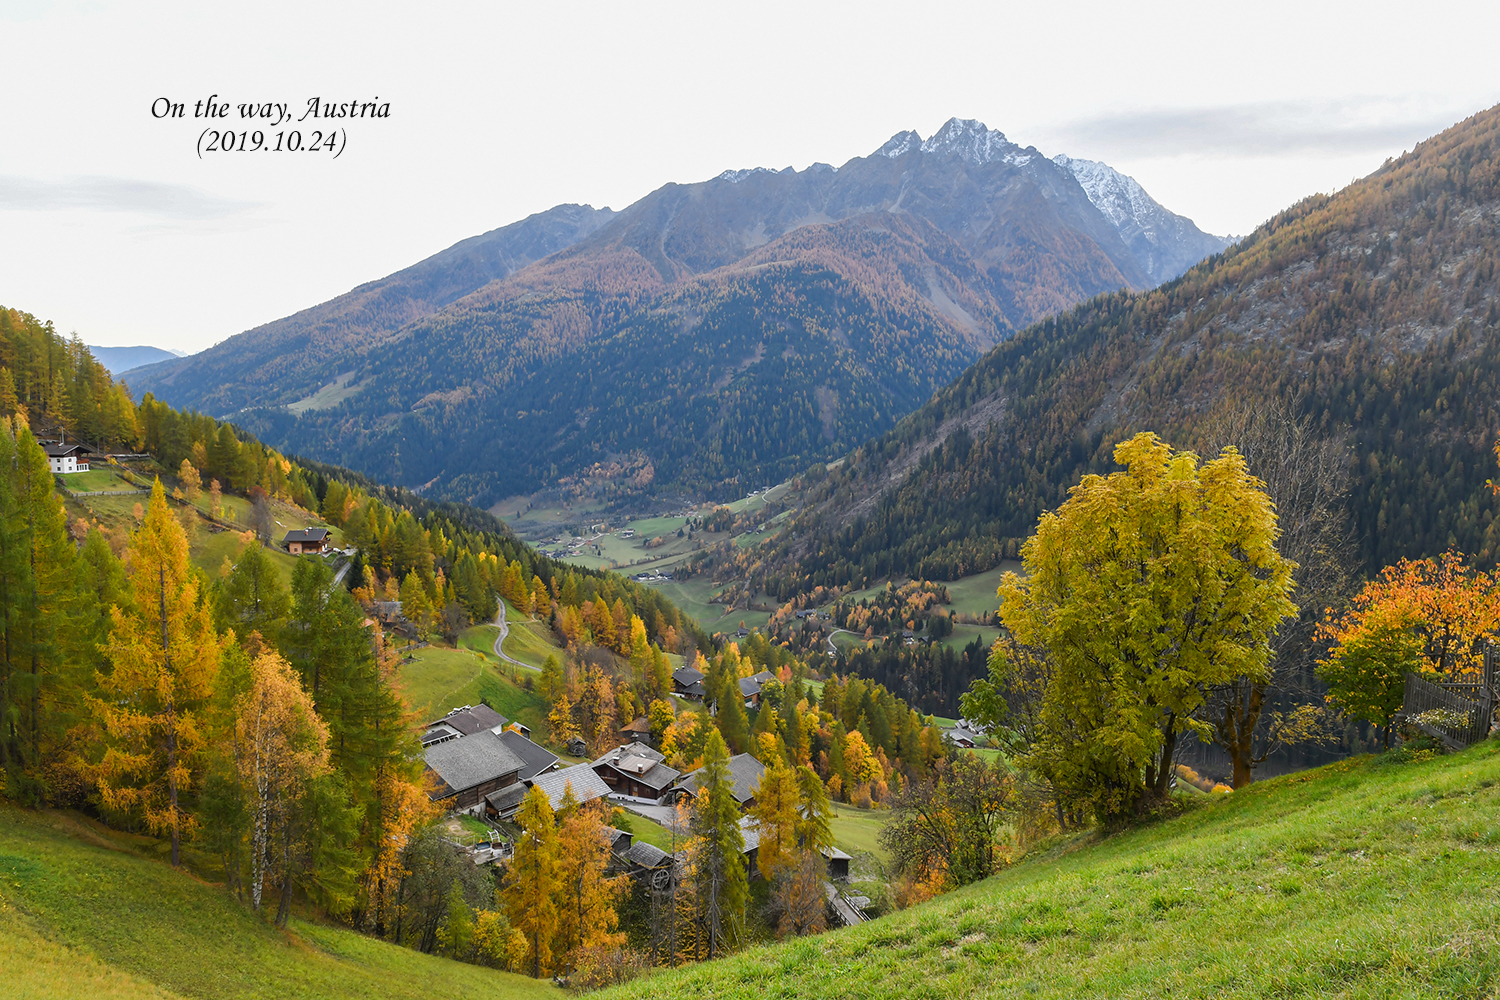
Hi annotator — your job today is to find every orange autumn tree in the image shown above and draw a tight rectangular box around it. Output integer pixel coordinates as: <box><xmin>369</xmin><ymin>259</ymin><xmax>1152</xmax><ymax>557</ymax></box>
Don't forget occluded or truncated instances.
<box><xmin>1316</xmin><ymin>551</ymin><xmax>1500</xmax><ymax>745</ymax></box>
<box><xmin>93</xmin><ymin>479</ymin><xmax>228</xmax><ymax>865</ymax></box>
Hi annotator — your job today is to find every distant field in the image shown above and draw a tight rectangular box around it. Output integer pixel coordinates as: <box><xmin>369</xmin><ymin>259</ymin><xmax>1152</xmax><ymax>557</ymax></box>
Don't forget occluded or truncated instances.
<box><xmin>503</xmin><ymin>617</ymin><xmax>563</xmax><ymax>670</ymax></box>
<box><xmin>0</xmin><ymin>807</ymin><xmax>558</xmax><ymax>1000</ymax></box>
<box><xmin>458</xmin><ymin>604</ymin><xmax>562</xmax><ymax>673</ymax></box>
<box><xmin>938</xmin><ymin>622</ymin><xmax>1000</xmax><ymax>655</ymax></box>
<box><xmin>942</xmin><ymin>562</ymin><xmax>1021</xmax><ymax>618</ymax></box>
<box><xmin>626</xmin><ymin>514</ymin><xmax>689</xmax><ymax>539</ymax></box>
<box><xmin>58</xmin><ymin>467</ymin><xmax>137</xmax><ymax>492</ymax></box>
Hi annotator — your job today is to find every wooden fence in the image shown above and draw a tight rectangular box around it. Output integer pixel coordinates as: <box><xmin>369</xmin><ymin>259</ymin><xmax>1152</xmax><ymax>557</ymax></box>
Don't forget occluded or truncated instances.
<box><xmin>1401</xmin><ymin>644</ymin><xmax>1499</xmax><ymax>749</ymax></box>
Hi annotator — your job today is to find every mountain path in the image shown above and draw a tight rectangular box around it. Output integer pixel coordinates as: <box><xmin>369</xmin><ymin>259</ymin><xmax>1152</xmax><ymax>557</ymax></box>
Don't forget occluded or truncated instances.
<box><xmin>492</xmin><ymin>603</ymin><xmax>540</xmax><ymax>672</ymax></box>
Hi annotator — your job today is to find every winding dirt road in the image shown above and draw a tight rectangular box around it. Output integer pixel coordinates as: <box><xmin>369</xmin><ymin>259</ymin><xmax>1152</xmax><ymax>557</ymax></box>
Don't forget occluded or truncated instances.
<box><xmin>492</xmin><ymin>603</ymin><xmax>540</xmax><ymax>672</ymax></box>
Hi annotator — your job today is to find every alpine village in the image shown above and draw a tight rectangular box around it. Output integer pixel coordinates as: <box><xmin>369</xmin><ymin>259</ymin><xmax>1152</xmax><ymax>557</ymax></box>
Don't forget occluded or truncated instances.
<box><xmin>5</xmin><ymin>107</ymin><xmax>1500</xmax><ymax>1000</ymax></box>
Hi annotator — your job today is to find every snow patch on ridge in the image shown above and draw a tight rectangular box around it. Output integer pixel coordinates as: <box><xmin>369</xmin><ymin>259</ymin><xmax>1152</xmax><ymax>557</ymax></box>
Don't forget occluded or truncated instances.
<box><xmin>1052</xmin><ymin>154</ymin><xmax>1159</xmax><ymax>236</ymax></box>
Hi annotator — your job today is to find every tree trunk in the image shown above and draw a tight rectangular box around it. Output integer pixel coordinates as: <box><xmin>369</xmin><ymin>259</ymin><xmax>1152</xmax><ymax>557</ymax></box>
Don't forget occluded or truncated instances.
<box><xmin>1227</xmin><ymin>679</ymin><xmax>1266</xmax><ymax>789</ymax></box>
<box><xmin>1149</xmin><ymin>721</ymin><xmax>1178</xmax><ymax>801</ymax></box>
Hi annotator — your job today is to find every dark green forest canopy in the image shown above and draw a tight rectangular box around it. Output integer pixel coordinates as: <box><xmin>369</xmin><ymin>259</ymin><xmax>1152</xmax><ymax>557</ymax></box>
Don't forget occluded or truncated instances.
<box><xmin>738</xmin><ymin>106</ymin><xmax>1500</xmax><ymax>599</ymax></box>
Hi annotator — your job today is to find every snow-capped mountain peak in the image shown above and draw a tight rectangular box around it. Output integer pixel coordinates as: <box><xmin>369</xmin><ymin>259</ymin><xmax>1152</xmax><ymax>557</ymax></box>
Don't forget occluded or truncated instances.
<box><xmin>875</xmin><ymin>119</ymin><xmax>1023</xmax><ymax>165</ymax></box>
<box><xmin>877</xmin><ymin>130</ymin><xmax>922</xmax><ymax>158</ymax></box>
<box><xmin>1053</xmin><ymin>153</ymin><xmax>1230</xmax><ymax>284</ymax></box>
<box><xmin>919</xmin><ymin>117</ymin><xmax>1015</xmax><ymax>164</ymax></box>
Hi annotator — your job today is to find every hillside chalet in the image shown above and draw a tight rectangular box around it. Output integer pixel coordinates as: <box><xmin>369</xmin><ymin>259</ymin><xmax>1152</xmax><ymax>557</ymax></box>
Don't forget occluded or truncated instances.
<box><xmin>422</xmin><ymin>703</ymin><xmax>508</xmax><ymax>747</ymax></box>
<box><xmin>45</xmin><ymin>441</ymin><xmax>94</xmax><ymax>474</ymax></box>
<box><xmin>484</xmin><ymin>761</ymin><xmax>611</xmax><ymax>821</ymax></box>
<box><xmin>672</xmin><ymin>665</ymin><xmax>706</xmax><ymax>700</ymax></box>
<box><xmin>666</xmin><ymin>753</ymin><xmax>764</xmax><ymax>810</ymax></box>
<box><xmin>283</xmin><ymin>527</ymin><xmax>331</xmax><ymax>554</ymax></box>
<box><xmin>738</xmin><ymin>670</ymin><xmax>776</xmax><ymax>708</ymax></box>
<box><xmin>592</xmin><ymin>742</ymin><xmax>681</xmax><ymax>801</ymax></box>
<box><xmin>423</xmin><ymin>732</ymin><xmax>524</xmax><ymax>813</ymax></box>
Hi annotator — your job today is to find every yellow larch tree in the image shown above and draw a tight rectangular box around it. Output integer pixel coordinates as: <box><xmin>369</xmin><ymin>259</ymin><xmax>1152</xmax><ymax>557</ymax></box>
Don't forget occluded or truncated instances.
<box><xmin>93</xmin><ymin>479</ymin><xmax>228</xmax><ymax>865</ymax></box>
<box><xmin>504</xmin><ymin>784</ymin><xmax>562</xmax><ymax>977</ymax></box>
<box><xmin>554</xmin><ymin>789</ymin><xmax>627</xmax><ymax>974</ymax></box>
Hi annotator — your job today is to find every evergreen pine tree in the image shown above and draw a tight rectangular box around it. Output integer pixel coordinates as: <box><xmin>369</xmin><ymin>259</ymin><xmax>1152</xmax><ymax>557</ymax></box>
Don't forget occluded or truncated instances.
<box><xmin>690</xmin><ymin>729</ymin><xmax>747</xmax><ymax>958</ymax></box>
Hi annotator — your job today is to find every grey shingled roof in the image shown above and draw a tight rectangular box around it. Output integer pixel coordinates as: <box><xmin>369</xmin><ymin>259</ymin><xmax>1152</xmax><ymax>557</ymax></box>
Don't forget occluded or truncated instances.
<box><xmin>595</xmin><ymin>741</ymin><xmax>664</xmax><ymax>765</ymax></box>
<box><xmin>593</xmin><ymin>742</ymin><xmax>679</xmax><ymax>791</ymax></box>
<box><xmin>622</xmin><ymin>842</ymin><xmax>672</xmax><ymax>868</ymax></box>
<box><xmin>499</xmin><ymin>729</ymin><xmax>560</xmax><ymax>781</ymax></box>
<box><xmin>426</xmin><ymin>704</ymin><xmax>507</xmax><ymax>736</ymax></box>
<box><xmin>737</xmin><ymin>815</ymin><xmax>760</xmax><ymax>853</ymax></box>
<box><xmin>672</xmin><ymin>665</ymin><xmax>704</xmax><ymax>686</ymax></box>
<box><xmin>738</xmin><ymin>676</ymin><xmax>761</xmax><ymax>698</ymax></box>
<box><xmin>484</xmin><ymin>783</ymin><xmax>527</xmax><ymax>815</ymax></box>
<box><xmin>529</xmin><ymin>763</ymin><xmax>612</xmax><ymax>811</ymax></box>
<box><xmin>282</xmin><ymin>527</ymin><xmax>330</xmax><ymax>544</ymax></box>
<box><xmin>673</xmin><ymin>753</ymin><xmax>765</xmax><ymax>805</ymax></box>
<box><xmin>423</xmin><ymin>732</ymin><xmax>525</xmax><ymax>796</ymax></box>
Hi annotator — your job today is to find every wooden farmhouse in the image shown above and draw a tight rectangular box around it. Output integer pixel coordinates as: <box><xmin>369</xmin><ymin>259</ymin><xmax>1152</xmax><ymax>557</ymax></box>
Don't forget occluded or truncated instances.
<box><xmin>664</xmin><ymin>753</ymin><xmax>764</xmax><ymax>811</ymax></box>
<box><xmin>591</xmin><ymin>742</ymin><xmax>681</xmax><ymax>801</ymax></box>
<box><xmin>423</xmin><ymin>732</ymin><xmax>525</xmax><ymax>814</ymax></box>
<box><xmin>737</xmin><ymin>670</ymin><xmax>776</xmax><ymax>708</ymax></box>
<box><xmin>421</xmin><ymin>703</ymin><xmax>508</xmax><ymax>747</ymax></box>
<box><xmin>484</xmin><ymin>761</ymin><xmax>611</xmax><ymax>821</ymax></box>
<box><xmin>672</xmin><ymin>665</ymin><xmax>706</xmax><ymax>700</ymax></box>
<box><xmin>619</xmin><ymin>716</ymin><xmax>653</xmax><ymax>745</ymax></box>
<box><xmin>282</xmin><ymin>527</ymin><xmax>331</xmax><ymax>555</ymax></box>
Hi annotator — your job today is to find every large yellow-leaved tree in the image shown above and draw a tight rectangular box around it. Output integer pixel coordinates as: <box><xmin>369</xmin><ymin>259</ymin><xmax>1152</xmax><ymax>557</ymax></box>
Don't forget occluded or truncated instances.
<box><xmin>998</xmin><ymin>433</ymin><xmax>1296</xmax><ymax>822</ymax></box>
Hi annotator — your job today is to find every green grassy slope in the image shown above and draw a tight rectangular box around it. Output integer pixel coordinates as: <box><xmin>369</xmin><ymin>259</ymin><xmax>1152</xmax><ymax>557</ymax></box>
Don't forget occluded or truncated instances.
<box><xmin>603</xmin><ymin>742</ymin><xmax>1500</xmax><ymax>999</ymax></box>
<box><xmin>0</xmin><ymin>808</ymin><xmax>557</xmax><ymax>1000</ymax></box>
<box><xmin>397</xmin><ymin>643</ymin><xmax>548</xmax><ymax>732</ymax></box>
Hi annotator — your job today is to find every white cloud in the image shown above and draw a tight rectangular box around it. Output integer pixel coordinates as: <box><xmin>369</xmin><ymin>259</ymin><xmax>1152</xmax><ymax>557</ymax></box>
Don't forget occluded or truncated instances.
<box><xmin>0</xmin><ymin>175</ymin><xmax>259</xmax><ymax>220</ymax></box>
<box><xmin>1040</xmin><ymin>97</ymin><xmax>1487</xmax><ymax>159</ymax></box>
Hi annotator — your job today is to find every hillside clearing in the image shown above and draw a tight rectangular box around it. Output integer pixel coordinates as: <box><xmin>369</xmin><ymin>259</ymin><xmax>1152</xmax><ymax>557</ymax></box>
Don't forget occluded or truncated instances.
<box><xmin>0</xmin><ymin>808</ymin><xmax>557</xmax><ymax>1000</ymax></box>
<box><xmin>601</xmin><ymin>742</ymin><xmax>1500</xmax><ymax>999</ymax></box>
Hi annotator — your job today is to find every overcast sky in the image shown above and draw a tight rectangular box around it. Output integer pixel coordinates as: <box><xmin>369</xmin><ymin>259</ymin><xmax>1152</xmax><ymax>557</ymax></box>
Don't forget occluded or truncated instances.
<box><xmin>2</xmin><ymin>0</ymin><xmax>1496</xmax><ymax>355</ymax></box>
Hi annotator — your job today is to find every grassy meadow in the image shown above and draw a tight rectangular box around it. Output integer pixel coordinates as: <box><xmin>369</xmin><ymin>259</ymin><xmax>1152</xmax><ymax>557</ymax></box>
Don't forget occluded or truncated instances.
<box><xmin>395</xmin><ymin>643</ymin><xmax>548</xmax><ymax>732</ymax></box>
<box><xmin>602</xmin><ymin>741</ymin><xmax>1500</xmax><ymax>999</ymax></box>
<box><xmin>828</xmin><ymin>806</ymin><xmax>893</xmax><ymax>864</ymax></box>
<box><xmin>0</xmin><ymin>808</ymin><xmax>558</xmax><ymax>1000</ymax></box>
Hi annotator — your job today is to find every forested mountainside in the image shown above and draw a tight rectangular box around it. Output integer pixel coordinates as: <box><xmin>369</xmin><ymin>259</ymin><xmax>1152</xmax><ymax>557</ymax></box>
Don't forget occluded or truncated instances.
<box><xmin>130</xmin><ymin>119</ymin><xmax>1225</xmax><ymax>505</ymax></box>
<box><xmin>0</xmin><ymin>304</ymin><xmax>706</xmax><ymax>656</ymax></box>
<box><xmin>87</xmin><ymin>344</ymin><xmax>179</xmax><ymax>375</ymax></box>
<box><xmin>731</xmin><ymin>106</ymin><xmax>1500</xmax><ymax>600</ymax></box>
<box><xmin>127</xmin><ymin>203</ymin><xmax>618</xmax><ymax>413</ymax></box>
<box><xmin>245</xmin><ymin>215</ymin><xmax>1006</xmax><ymax>499</ymax></box>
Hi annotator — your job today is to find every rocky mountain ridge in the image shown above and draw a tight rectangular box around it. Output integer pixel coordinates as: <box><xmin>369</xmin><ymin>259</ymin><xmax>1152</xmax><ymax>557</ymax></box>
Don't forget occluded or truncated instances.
<box><xmin>126</xmin><ymin>119</ymin><xmax>1228</xmax><ymax>505</ymax></box>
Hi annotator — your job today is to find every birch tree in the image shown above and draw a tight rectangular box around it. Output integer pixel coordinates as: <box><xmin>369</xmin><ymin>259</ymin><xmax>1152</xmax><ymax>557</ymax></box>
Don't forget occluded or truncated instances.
<box><xmin>233</xmin><ymin>649</ymin><xmax>330</xmax><ymax>919</ymax></box>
